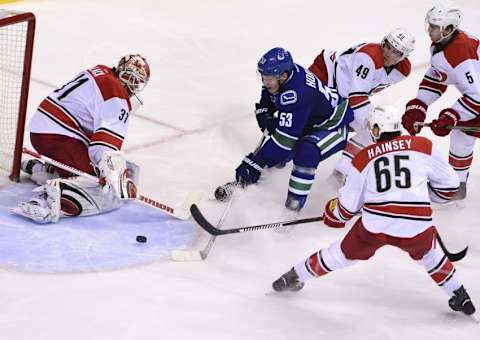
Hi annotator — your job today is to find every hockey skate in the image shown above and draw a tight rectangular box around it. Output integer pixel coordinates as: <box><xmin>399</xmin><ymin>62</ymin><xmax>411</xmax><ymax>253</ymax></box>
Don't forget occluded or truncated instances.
<box><xmin>21</xmin><ymin>159</ymin><xmax>57</xmax><ymax>185</ymax></box>
<box><xmin>272</xmin><ymin>267</ymin><xmax>305</xmax><ymax>292</ymax></box>
<box><xmin>275</xmin><ymin>196</ymin><xmax>301</xmax><ymax>233</ymax></box>
<box><xmin>451</xmin><ymin>182</ymin><xmax>467</xmax><ymax>201</ymax></box>
<box><xmin>21</xmin><ymin>159</ymin><xmax>42</xmax><ymax>175</ymax></box>
<box><xmin>448</xmin><ymin>286</ymin><xmax>476</xmax><ymax>316</ymax></box>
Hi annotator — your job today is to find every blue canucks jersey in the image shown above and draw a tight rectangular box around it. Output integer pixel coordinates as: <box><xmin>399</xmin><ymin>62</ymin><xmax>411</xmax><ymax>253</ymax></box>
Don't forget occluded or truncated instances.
<box><xmin>255</xmin><ymin>63</ymin><xmax>353</xmax><ymax>167</ymax></box>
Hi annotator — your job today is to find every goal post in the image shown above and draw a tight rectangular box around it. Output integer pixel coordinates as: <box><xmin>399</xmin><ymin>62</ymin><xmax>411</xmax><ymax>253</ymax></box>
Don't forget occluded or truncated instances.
<box><xmin>0</xmin><ymin>10</ymin><xmax>35</xmax><ymax>181</ymax></box>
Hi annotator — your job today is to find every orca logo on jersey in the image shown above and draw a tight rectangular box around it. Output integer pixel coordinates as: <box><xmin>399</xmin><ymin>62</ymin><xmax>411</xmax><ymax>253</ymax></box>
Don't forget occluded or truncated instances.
<box><xmin>280</xmin><ymin>90</ymin><xmax>297</xmax><ymax>105</ymax></box>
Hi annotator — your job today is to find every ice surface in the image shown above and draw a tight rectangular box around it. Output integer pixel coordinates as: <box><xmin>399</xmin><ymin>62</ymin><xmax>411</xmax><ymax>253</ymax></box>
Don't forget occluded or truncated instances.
<box><xmin>0</xmin><ymin>181</ymin><xmax>198</xmax><ymax>272</ymax></box>
<box><xmin>0</xmin><ymin>0</ymin><xmax>479</xmax><ymax>339</ymax></box>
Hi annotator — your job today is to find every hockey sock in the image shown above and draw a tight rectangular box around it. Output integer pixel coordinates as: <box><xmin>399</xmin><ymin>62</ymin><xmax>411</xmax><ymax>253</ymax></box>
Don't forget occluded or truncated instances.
<box><xmin>418</xmin><ymin>247</ymin><xmax>463</xmax><ymax>296</ymax></box>
<box><xmin>294</xmin><ymin>241</ymin><xmax>357</xmax><ymax>282</ymax></box>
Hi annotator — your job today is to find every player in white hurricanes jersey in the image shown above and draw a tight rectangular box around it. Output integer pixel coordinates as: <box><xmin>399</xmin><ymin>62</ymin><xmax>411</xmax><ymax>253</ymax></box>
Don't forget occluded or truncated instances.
<box><xmin>402</xmin><ymin>3</ymin><xmax>480</xmax><ymax>200</ymax></box>
<box><xmin>308</xmin><ymin>28</ymin><xmax>414</xmax><ymax>185</ymax></box>
<box><xmin>272</xmin><ymin>106</ymin><xmax>476</xmax><ymax>317</ymax></box>
<box><xmin>13</xmin><ymin>54</ymin><xmax>151</xmax><ymax>223</ymax></box>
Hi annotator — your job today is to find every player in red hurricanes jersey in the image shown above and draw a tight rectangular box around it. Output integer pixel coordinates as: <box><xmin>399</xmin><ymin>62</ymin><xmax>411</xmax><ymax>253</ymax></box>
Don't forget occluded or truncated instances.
<box><xmin>308</xmin><ymin>28</ymin><xmax>415</xmax><ymax>185</ymax></box>
<box><xmin>402</xmin><ymin>3</ymin><xmax>480</xmax><ymax>200</ymax></box>
<box><xmin>14</xmin><ymin>54</ymin><xmax>151</xmax><ymax>223</ymax></box>
<box><xmin>271</xmin><ymin>105</ymin><xmax>476</xmax><ymax>317</ymax></box>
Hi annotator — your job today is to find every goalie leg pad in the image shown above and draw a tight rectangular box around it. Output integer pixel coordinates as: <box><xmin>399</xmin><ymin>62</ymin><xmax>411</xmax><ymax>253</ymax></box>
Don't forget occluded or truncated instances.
<box><xmin>58</xmin><ymin>177</ymin><xmax>122</xmax><ymax>217</ymax></box>
<box><xmin>126</xmin><ymin>160</ymin><xmax>140</xmax><ymax>184</ymax></box>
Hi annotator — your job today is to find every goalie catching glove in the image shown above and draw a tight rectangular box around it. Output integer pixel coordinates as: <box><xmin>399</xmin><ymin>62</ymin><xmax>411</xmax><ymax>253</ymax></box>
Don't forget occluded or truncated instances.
<box><xmin>97</xmin><ymin>151</ymin><xmax>138</xmax><ymax>199</ymax></box>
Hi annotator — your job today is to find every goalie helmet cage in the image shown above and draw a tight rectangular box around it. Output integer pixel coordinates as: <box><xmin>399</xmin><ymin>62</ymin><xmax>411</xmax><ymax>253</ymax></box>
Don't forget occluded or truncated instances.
<box><xmin>0</xmin><ymin>10</ymin><xmax>35</xmax><ymax>182</ymax></box>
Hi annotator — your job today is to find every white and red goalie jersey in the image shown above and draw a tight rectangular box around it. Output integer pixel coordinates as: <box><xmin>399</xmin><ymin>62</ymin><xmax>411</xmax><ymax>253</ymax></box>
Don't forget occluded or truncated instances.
<box><xmin>309</xmin><ymin>43</ymin><xmax>411</xmax><ymax>128</ymax></box>
<box><xmin>28</xmin><ymin>65</ymin><xmax>132</xmax><ymax>165</ymax></box>
<box><xmin>334</xmin><ymin>135</ymin><xmax>459</xmax><ymax>238</ymax></box>
<box><xmin>415</xmin><ymin>30</ymin><xmax>480</xmax><ymax>115</ymax></box>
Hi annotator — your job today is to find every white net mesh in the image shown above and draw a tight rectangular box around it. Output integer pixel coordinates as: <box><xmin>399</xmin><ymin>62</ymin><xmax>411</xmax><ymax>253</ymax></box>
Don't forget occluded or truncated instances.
<box><xmin>0</xmin><ymin>10</ymin><xmax>30</xmax><ymax>177</ymax></box>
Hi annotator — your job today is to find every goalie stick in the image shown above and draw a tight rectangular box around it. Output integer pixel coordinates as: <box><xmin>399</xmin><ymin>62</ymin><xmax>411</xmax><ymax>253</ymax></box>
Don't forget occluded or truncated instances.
<box><xmin>190</xmin><ymin>204</ymin><xmax>468</xmax><ymax>262</ymax></box>
<box><xmin>22</xmin><ymin>147</ymin><xmax>189</xmax><ymax>220</ymax></box>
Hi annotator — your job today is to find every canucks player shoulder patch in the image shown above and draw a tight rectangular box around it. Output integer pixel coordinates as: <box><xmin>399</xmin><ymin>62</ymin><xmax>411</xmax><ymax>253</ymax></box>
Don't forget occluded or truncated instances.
<box><xmin>280</xmin><ymin>90</ymin><xmax>297</xmax><ymax>105</ymax></box>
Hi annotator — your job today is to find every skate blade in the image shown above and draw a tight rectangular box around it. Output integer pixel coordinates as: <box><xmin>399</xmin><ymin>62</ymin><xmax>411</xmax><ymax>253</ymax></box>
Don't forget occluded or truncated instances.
<box><xmin>432</xmin><ymin>200</ymin><xmax>466</xmax><ymax>211</ymax></box>
<box><xmin>469</xmin><ymin>313</ymin><xmax>479</xmax><ymax>323</ymax></box>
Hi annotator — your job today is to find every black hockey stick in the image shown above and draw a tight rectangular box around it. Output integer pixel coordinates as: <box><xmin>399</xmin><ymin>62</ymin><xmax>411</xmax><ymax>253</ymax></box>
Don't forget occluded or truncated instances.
<box><xmin>190</xmin><ymin>204</ymin><xmax>322</xmax><ymax>236</ymax></box>
<box><xmin>191</xmin><ymin>204</ymin><xmax>469</xmax><ymax>260</ymax></box>
<box><xmin>436</xmin><ymin>233</ymin><xmax>468</xmax><ymax>262</ymax></box>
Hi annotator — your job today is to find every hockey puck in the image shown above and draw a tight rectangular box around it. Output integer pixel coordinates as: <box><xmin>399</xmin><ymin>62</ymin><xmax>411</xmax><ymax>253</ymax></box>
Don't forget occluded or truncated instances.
<box><xmin>214</xmin><ymin>182</ymin><xmax>235</xmax><ymax>202</ymax></box>
<box><xmin>136</xmin><ymin>235</ymin><xmax>147</xmax><ymax>243</ymax></box>
<box><xmin>214</xmin><ymin>186</ymin><xmax>228</xmax><ymax>201</ymax></box>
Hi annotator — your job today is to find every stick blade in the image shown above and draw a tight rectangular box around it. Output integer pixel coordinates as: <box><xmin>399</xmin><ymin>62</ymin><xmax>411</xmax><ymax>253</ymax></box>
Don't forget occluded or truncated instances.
<box><xmin>170</xmin><ymin>249</ymin><xmax>203</xmax><ymax>261</ymax></box>
<box><xmin>190</xmin><ymin>204</ymin><xmax>223</xmax><ymax>236</ymax></box>
<box><xmin>449</xmin><ymin>246</ymin><xmax>469</xmax><ymax>262</ymax></box>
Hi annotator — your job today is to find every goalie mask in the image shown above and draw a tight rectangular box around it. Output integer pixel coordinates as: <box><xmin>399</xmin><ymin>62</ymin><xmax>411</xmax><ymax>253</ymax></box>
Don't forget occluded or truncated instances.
<box><xmin>368</xmin><ymin>105</ymin><xmax>402</xmax><ymax>141</ymax></box>
<box><xmin>116</xmin><ymin>54</ymin><xmax>151</xmax><ymax>95</ymax></box>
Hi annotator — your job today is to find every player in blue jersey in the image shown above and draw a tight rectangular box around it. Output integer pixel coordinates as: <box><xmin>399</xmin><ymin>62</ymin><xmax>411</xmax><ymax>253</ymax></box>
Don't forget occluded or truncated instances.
<box><xmin>235</xmin><ymin>47</ymin><xmax>354</xmax><ymax>213</ymax></box>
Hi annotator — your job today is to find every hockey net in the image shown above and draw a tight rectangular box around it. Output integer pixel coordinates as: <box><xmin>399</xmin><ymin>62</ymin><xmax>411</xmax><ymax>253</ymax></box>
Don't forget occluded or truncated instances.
<box><xmin>0</xmin><ymin>10</ymin><xmax>35</xmax><ymax>181</ymax></box>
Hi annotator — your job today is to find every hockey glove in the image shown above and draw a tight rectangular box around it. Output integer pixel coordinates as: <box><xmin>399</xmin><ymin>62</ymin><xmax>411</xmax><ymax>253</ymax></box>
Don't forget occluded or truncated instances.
<box><xmin>255</xmin><ymin>103</ymin><xmax>277</xmax><ymax>135</ymax></box>
<box><xmin>322</xmin><ymin>198</ymin><xmax>346</xmax><ymax>228</ymax></box>
<box><xmin>235</xmin><ymin>153</ymin><xmax>265</xmax><ymax>187</ymax></box>
<box><xmin>430</xmin><ymin>108</ymin><xmax>460</xmax><ymax>137</ymax></box>
<box><xmin>458</xmin><ymin>116</ymin><xmax>480</xmax><ymax>138</ymax></box>
<box><xmin>402</xmin><ymin>99</ymin><xmax>427</xmax><ymax>135</ymax></box>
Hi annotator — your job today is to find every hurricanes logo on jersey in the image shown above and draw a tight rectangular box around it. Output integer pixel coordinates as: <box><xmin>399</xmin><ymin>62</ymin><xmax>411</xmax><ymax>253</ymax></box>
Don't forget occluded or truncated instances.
<box><xmin>432</xmin><ymin>68</ymin><xmax>448</xmax><ymax>82</ymax></box>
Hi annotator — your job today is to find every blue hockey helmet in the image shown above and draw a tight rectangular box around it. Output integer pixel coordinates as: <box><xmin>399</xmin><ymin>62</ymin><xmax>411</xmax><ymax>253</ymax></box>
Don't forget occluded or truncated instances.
<box><xmin>257</xmin><ymin>47</ymin><xmax>294</xmax><ymax>77</ymax></box>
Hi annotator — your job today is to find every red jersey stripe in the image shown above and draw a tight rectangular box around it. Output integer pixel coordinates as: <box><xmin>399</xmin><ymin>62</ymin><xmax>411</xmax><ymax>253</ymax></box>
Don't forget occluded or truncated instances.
<box><xmin>38</xmin><ymin>99</ymin><xmax>91</xmax><ymax>141</ymax></box>
<box><xmin>364</xmin><ymin>203</ymin><xmax>432</xmax><ymax>217</ymax></box>
<box><xmin>90</xmin><ymin>130</ymin><xmax>124</xmax><ymax>150</ymax></box>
